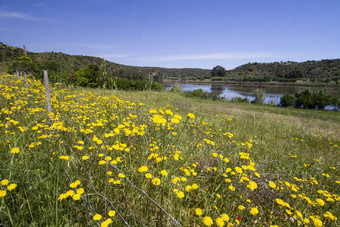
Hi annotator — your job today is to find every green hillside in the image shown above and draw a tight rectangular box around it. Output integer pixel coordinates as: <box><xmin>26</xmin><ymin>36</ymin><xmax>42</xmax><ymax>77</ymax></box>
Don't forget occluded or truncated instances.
<box><xmin>0</xmin><ymin>42</ymin><xmax>210</xmax><ymax>80</ymax></box>
<box><xmin>1</xmin><ymin>42</ymin><xmax>340</xmax><ymax>83</ymax></box>
<box><xmin>226</xmin><ymin>60</ymin><xmax>340</xmax><ymax>83</ymax></box>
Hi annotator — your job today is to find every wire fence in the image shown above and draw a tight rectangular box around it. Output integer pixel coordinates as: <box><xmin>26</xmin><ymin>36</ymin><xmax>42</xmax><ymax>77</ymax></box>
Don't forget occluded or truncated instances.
<box><xmin>6</xmin><ymin>71</ymin><xmax>183</xmax><ymax>226</ymax></box>
<box><xmin>62</xmin><ymin>118</ymin><xmax>182</xmax><ymax>226</ymax></box>
<box><xmin>37</xmin><ymin>70</ymin><xmax>182</xmax><ymax>226</ymax></box>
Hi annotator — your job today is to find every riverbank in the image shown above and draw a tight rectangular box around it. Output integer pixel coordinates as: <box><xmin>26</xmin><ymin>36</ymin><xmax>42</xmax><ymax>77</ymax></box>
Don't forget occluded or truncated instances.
<box><xmin>163</xmin><ymin>79</ymin><xmax>339</xmax><ymax>87</ymax></box>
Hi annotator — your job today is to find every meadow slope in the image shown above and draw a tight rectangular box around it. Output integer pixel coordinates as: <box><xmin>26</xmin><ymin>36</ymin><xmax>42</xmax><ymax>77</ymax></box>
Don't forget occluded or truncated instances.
<box><xmin>0</xmin><ymin>74</ymin><xmax>339</xmax><ymax>226</ymax></box>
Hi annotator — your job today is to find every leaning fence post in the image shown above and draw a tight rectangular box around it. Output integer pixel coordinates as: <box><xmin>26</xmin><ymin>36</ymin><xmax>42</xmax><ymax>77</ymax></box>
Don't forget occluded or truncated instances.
<box><xmin>16</xmin><ymin>70</ymin><xmax>19</xmax><ymax>79</ymax></box>
<box><xmin>44</xmin><ymin>70</ymin><xmax>52</xmax><ymax>113</ymax></box>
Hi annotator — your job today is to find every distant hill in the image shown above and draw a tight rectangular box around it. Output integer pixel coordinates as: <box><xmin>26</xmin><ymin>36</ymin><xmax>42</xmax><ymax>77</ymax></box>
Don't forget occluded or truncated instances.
<box><xmin>227</xmin><ymin>60</ymin><xmax>340</xmax><ymax>83</ymax></box>
<box><xmin>1</xmin><ymin>42</ymin><xmax>339</xmax><ymax>83</ymax></box>
<box><xmin>0</xmin><ymin>42</ymin><xmax>210</xmax><ymax>80</ymax></box>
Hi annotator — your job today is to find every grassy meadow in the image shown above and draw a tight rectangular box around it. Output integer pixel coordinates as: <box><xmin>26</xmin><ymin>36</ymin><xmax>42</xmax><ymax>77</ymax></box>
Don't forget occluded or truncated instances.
<box><xmin>0</xmin><ymin>74</ymin><xmax>339</xmax><ymax>226</ymax></box>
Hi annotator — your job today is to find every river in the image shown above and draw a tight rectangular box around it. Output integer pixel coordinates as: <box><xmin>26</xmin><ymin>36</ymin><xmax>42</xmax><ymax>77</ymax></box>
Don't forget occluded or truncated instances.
<box><xmin>162</xmin><ymin>82</ymin><xmax>340</xmax><ymax>106</ymax></box>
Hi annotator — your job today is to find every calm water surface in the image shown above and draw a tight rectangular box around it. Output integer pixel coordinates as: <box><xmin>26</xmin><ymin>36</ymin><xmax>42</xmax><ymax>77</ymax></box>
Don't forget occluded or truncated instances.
<box><xmin>163</xmin><ymin>82</ymin><xmax>340</xmax><ymax>105</ymax></box>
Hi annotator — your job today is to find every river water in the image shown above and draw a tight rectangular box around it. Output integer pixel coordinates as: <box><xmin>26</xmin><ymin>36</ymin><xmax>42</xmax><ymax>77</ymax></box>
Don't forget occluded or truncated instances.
<box><xmin>163</xmin><ymin>82</ymin><xmax>340</xmax><ymax>105</ymax></box>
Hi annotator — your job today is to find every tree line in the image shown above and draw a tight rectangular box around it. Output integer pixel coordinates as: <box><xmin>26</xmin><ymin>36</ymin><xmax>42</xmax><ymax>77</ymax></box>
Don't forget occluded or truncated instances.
<box><xmin>280</xmin><ymin>89</ymin><xmax>339</xmax><ymax>110</ymax></box>
<box><xmin>7</xmin><ymin>55</ymin><xmax>164</xmax><ymax>91</ymax></box>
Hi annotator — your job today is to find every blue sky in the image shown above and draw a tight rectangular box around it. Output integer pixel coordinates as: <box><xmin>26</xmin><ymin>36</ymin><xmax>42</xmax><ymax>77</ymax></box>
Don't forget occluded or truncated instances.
<box><xmin>1</xmin><ymin>0</ymin><xmax>339</xmax><ymax>69</ymax></box>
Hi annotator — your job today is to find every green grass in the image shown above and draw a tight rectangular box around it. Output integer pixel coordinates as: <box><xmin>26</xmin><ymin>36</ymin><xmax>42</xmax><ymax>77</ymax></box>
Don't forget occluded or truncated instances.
<box><xmin>0</xmin><ymin>75</ymin><xmax>339</xmax><ymax>226</ymax></box>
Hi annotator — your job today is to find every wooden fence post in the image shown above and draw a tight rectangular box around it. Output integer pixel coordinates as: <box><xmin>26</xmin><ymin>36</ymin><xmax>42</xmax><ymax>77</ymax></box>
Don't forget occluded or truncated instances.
<box><xmin>44</xmin><ymin>70</ymin><xmax>52</xmax><ymax>113</ymax></box>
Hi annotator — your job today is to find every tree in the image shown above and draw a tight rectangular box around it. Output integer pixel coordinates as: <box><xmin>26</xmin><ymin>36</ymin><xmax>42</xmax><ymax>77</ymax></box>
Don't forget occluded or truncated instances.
<box><xmin>8</xmin><ymin>56</ymin><xmax>35</xmax><ymax>74</ymax></box>
<box><xmin>330</xmin><ymin>97</ymin><xmax>340</xmax><ymax>111</ymax></box>
<box><xmin>253</xmin><ymin>89</ymin><xmax>266</xmax><ymax>104</ymax></box>
<box><xmin>295</xmin><ymin>89</ymin><xmax>315</xmax><ymax>109</ymax></box>
<box><xmin>73</xmin><ymin>64</ymin><xmax>101</xmax><ymax>88</ymax></box>
<box><xmin>211</xmin><ymin>65</ymin><xmax>226</xmax><ymax>77</ymax></box>
<box><xmin>280</xmin><ymin>94</ymin><xmax>296</xmax><ymax>107</ymax></box>
<box><xmin>314</xmin><ymin>89</ymin><xmax>331</xmax><ymax>110</ymax></box>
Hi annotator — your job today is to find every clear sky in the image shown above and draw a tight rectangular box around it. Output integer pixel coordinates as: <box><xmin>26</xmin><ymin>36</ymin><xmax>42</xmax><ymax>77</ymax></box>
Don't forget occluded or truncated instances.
<box><xmin>1</xmin><ymin>0</ymin><xmax>339</xmax><ymax>69</ymax></box>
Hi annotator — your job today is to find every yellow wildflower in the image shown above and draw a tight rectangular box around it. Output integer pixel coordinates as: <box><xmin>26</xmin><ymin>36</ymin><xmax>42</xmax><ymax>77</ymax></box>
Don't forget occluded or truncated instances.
<box><xmin>195</xmin><ymin>208</ymin><xmax>203</xmax><ymax>216</ymax></box>
<box><xmin>72</xmin><ymin>194</ymin><xmax>81</xmax><ymax>201</ymax></box>
<box><xmin>176</xmin><ymin>191</ymin><xmax>184</xmax><ymax>198</ymax></box>
<box><xmin>76</xmin><ymin>188</ymin><xmax>85</xmax><ymax>195</ymax></box>
<box><xmin>10</xmin><ymin>147</ymin><xmax>20</xmax><ymax>154</ymax></box>
<box><xmin>152</xmin><ymin>177</ymin><xmax>161</xmax><ymax>186</ymax></box>
<box><xmin>203</xmin><ymin>216</ymin><xmax>213</xmax><ymax>226</ymax></box>
<box><xmin>250</xmin><ymin>207</ymin><xmax>259</xmax><ymax>216</ymax></box>
<box><xmin>108</xmin><ymin>210</ymin><xmax>116</xmax><ymax>217</ymax></box>
<box><xmin>221</xmin><ymin>213</ymin><xmax>230</xmax><ymax>222</ymax></box>
<box><xmin>315</xmin><ymin>198</ymin><xmax>325</xmax><ymax>206</ymax></box>
<box><xmin>0</xmin><ymin>190</ymin><xmax>6</xmax><ymax>197</ymax></box>
<box><xmin>269</xmin><ymin>181</ymin><xmax>276</xmax><ymax>189</ymax></box>
<box><xmin>7</xmin><ymin>183</ymin><xmax>17</xmax><ymax>191</ymax></box>
<box><xmin>93</xmin><ymin>214</ymin><xmax>102</xmax><ymax>220</ymax></box>
<box><xmin>160</xmin><ymin>170</ymin><xmax>168</xmax><ymax>176</ymax></box>
<box><xmin>1</xmin><ymin>179</ymin><xmax>9</xmax><ymax>186</ymax></box>
<box><xmin>188</xmin><ymin>113</ymin><xmax>195</xmax><ymax>119</ymax></box>
<box><xmin>216</xmin><ymin>217</ymin><xmax>225</xmax><ymax>227</ymax></box>
<box><xmin>138</xmin><ymin>166</ymin><xmax>148</xmax><ymax>172</ymax></box>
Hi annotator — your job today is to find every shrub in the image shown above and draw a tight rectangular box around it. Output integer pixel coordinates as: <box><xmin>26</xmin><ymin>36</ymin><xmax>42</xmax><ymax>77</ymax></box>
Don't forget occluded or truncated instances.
<box><xmin>330</xmin><ymin>97</ymin><xmax>340</xmax><ymax>111</ymax></box>
<box><xmin>280</xmin><ymin>94</ymin><xmax>296</xmax><ymax>107</ymax></box>
<box><xmin>314</xmin><ymin>89</ymin><xmax>331</xmax><ymax>109</ymax></box>
<box><xmin>151</xmin><ymin>82</ymin><xmax>164</xmax><ymax>91</ymax></box>
<box><xmin>184</xmin><ymin>89</ymin><xmax>223</xmax><ymax>101</ymax></box>
<box><xmin>231</xmin><ymin>97</ymin><xmax>249</xmax><ymax>103</ymax></box>
<box><xmin>295</xmin><ymin>89</ymin><xmax>315</xmax><ymax>109</ymax></box>
<box><xmin>112</xmin><ymin>78</ymin><xmax>163</xmax><ymax>91</ymax></box>
<box><xmin>211</xmin><ymin>77</ymin><xmax>224</xmax><ymax>81</ymax></box>
<box><xmin>169</xmin><ymin>83</ymin><xmax>183</xmax><ymax>93</ymax></box>
<box><xmin>75</xmin><ymin>76</ymin><xmax>89</xmax><ymax>87</ymax></box>
<box><xmin>253</xmin><ymin>89</ymin><xmax>266</xmax><ymax>104</ymax></box>
<box><xmin>192</xmin><ymin>89</ymin><xmax>204</xmax><ymax>97</ymax></box>
<box><xmin>294</xmin><ymin>88</ymin><xmax>331</xmax><ymax>110</ymax></box>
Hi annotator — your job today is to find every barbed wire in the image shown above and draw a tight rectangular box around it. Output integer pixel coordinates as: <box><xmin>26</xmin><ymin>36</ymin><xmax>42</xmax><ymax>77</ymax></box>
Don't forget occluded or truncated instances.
<box><xmin>3</xmin><ymin>74</ymin><xmax>182</xmax><ymax>226</ymax></box>
<box><xmin>61</xmin><ymin>118</ymin><xmax>182</xmax><ymax>227</ymax></box>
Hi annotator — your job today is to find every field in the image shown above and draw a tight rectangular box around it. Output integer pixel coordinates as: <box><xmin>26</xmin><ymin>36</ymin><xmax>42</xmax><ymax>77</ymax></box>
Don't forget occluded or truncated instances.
<box><xmin>0</xmin><ymin>74</ymin><xmax>339</xmax><ymax>226</ymax></box>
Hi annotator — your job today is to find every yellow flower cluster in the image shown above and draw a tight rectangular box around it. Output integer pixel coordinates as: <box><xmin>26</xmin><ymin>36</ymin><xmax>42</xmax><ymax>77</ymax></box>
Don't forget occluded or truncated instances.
<box><xmin>1</xmin><ymin>74</ymin><xmax>339</xmax><ymax>226</ymax></box>
<box><xmin>0</xmin><ymin>179</ymin><xmax>17</xmax><ymax>197</ymax></box>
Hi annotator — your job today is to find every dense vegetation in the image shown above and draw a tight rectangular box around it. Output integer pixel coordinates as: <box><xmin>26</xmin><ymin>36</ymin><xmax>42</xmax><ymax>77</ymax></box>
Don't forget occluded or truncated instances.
<box><xmin>280</xmin><ymin>89</ymin><xmax>340</xmax><ymax>110</ymax></box>
<box><xmin>3</xmin><ymin>46</ymin><xmax>164</xmax><ymax>91</ymax></box>
<box><xmin>0</xmin><ymin>74</ymin><xmax>339</xmax><ymax>226</ymax></box>
<box><xmin>1</xmin><ymin>42</ymin><xmax>340</xmax><ymax>84</ymax></box>
<box><xmin>0</xmin><ymin>42</ymin><xmax>210</xmax><ymax>81</ymax></box>
<box><xmin>227</xmin><ymin>61</ymin><xmax>340</xmax><ymax>84</ymax></box>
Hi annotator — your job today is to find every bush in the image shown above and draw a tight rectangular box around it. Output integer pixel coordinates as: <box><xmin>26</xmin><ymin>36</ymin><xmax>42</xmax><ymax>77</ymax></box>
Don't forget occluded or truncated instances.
<box><xmin>280</xmin><ymin>94</ymin><xmax>296</xmax><ymax>107</ymax></box>
<box><xmin>295</xmin><ymin>89</ymin><xmax>315</xmax><ymax>109</ymax></box>
<box><xmin>111</xmin><ymin>78</ymin><xmax>163</xmax><ymax>91</ymax></box>
<box><xmin>169</xmin><ymin>83</ymin><xmax>183</xmax><ymax>93</ymax></box>
<box><xmin>192</xmin><ymin>89</ymin><xmax>204</xmax><ymax>97</ymax></box>
<box><xmin>184</xmin><ymin>89</ymin><xmax>223</xmax><ymax>101</ymax></box>
<box><xmin>231</xmin><ymin>97</ymin><xmax>249</xmax><ymax>103</ymax></box>
<box><xmin>253</xmin><ymin>89</ymin><xmax>266</xmax><ymax>104</ymax></box>
<box><xmin>330</xmin><ymin>97</ymin><xmax>340</xmax><ymax>111</ymax></box>
<box><xmin>314</xmin><ymin>89</ymin><xmax>331</xmax><ymax>109</ymax></box>
<box><xmin>294</xmin><ymin>88</ymin><xmax>331</xmax><ymax>110</ymax></box>
<box><xmin>75</xmin><ymin>76</ymin><xmax>89</xmax><ymax>87</ymax></box>
<box><xmin>151</xmin><ymin>82</ymin><xmax>164</xmax><ymax>91</ymax></box>
<box><xmin>211</xmin><ymin>77</ymin><xmax>224</xmax><ymax>81</ymax></box>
